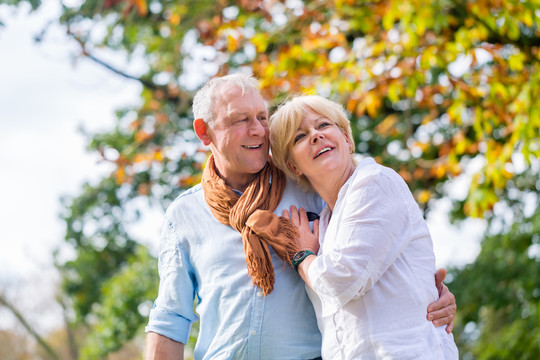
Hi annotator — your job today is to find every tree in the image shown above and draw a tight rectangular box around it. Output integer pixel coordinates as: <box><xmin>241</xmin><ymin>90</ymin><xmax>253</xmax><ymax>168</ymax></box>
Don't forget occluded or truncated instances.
<box><xmin>0</xmin><ymin>292</ymin><xmax>59</xmax><ymax>360</ymax></box>
<box><xmin>0</xmin><ymin>329</ymin><xmax>34</xmax><ymax>360</ymax></box>
<box><xmin>1</xmin><ymin>0</ymin><xmax>538</xmax><ymax>357</ymax></box>
<box><xmin>448</xmin><ymin>205</ymin><xmax>540</xmax><ymax>359</ymax></box>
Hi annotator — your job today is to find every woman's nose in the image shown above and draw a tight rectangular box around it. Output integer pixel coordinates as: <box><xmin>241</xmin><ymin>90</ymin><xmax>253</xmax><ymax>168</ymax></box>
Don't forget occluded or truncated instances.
<box><xmin>311</xmin><ymin>132</ymin><xmax>323</xmax><ymax>144</ymax></box>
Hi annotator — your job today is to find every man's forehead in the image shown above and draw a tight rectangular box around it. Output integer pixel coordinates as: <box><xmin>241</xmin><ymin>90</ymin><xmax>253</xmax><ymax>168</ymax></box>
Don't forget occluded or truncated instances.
<box><xmin>216</xmin><ymin>85</ymin><xmax>267</xmax><ymax>114</ymax></box>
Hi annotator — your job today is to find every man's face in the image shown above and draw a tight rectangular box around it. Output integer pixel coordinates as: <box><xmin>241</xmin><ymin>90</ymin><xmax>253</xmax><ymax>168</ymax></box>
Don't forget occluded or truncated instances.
<box><xmin>207</xmin><ymin>83</ymin><xmax>269</xmax><ymax>190</ymax></box>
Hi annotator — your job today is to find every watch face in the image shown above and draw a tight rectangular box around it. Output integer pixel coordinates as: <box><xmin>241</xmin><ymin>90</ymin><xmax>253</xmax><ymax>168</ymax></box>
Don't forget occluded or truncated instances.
<box><xmin>293</xmin><ymin>250</ymin><xmax>306</xmax><ymax>261</ymax></box>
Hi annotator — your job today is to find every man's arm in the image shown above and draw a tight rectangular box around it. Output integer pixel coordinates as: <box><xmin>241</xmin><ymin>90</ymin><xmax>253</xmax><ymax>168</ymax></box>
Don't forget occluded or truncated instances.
<box><xmin>145</xmin><ymin>332</ymin><xmax>185</xmax><ymax>360</ymax></box>
<box><xmin>427</xmin><ymin>268</ymin><xmax>456</xmax><ymax>333</ymax></box>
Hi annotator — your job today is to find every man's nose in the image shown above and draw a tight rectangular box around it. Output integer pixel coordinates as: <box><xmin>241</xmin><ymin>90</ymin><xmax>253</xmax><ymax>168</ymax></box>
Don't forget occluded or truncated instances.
<box><xmin>248</xmin><ymin>117</ymin><xmax>266</xmax><ymax>136</ymax></box>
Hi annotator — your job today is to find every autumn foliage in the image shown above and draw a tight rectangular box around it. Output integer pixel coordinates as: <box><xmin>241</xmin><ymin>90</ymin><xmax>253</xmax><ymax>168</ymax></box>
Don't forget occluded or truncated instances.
<box><xmin>1</xmin><ymin>0</ymin><xmax>538</xmax><ymax>358</ymax></box>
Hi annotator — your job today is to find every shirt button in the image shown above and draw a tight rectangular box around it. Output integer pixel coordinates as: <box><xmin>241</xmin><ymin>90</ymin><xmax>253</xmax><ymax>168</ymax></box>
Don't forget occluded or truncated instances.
<box><xmin>251</xmin><ymin>331</ymin><xmax>257</xmax><ymax>336</ymax></box>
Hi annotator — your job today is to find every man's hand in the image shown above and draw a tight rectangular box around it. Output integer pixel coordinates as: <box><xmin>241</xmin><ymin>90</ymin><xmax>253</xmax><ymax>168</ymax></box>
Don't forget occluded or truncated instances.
<box><xmin>427</xmin><ymin>268</ymin><xmax>456</xmax><ymax>333</ymax></box>
<box><xmin>145</xmin><ymin>332</ymin><xmax>184</xmax><ymax>360</ymax></box>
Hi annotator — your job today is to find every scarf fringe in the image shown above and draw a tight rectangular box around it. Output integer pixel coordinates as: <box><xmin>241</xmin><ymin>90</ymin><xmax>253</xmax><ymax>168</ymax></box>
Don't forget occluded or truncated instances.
<box><xmin>277</xmin><ymin>217</ymin><xmax>299</xmax><ymax>264</ymax></box>
<box><xmin>246</xmin><ymin>253</ymin><xmax>275</xmax><ymax>295</ymax></box>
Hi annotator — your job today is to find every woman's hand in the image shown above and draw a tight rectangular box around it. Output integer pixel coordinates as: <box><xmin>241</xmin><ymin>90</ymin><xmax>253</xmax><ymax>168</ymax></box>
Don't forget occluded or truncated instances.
<box><xmin>283</xmin><ymin>205</ymin><xmax>319</xmax><ymax>254</ymax></box>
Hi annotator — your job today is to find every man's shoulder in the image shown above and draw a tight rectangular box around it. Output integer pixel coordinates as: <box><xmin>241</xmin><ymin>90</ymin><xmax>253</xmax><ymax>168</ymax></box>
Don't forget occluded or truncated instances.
<box><xmin>283</xmin><ymin>176</ymin><xmax>312</xmax><ymax>198</ymax></box>
<box><xmin>166</xmin><ymin>183</ymin><xmax>205</xmax><ymax>216</ymax></box>
<box><xmin>280</xmin><ymin>177</ymin><xmax>324</xmax><ymax>212</ymax></box>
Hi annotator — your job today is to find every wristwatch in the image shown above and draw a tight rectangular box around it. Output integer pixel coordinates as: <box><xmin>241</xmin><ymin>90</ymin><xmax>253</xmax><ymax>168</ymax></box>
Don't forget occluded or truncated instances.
<box><xmin>292</xmin><ymin>250</ymin><xmax>315</xmax><ymax>272</ymax></box>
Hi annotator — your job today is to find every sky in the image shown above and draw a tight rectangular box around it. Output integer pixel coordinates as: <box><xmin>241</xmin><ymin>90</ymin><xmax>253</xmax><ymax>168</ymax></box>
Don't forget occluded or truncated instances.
<box><xmin>0</xmin><ymin>1</ymin><xmax>487</xmax><ymax>336</ymax></box>
<box><xmin>0</xmin><ymin>1</ymin><xmax>146</xmax><ymax>333</ymax></box>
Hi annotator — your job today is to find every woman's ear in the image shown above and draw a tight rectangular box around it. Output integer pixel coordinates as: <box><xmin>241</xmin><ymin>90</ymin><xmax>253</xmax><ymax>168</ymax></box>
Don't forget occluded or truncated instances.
<box><xmin>343</xmin><ymin>131</ymin><xmax>354</xmax><ymax>153</ymax></box>
<box><xmin>193</xmin><ymin>118</ymin><xmax>212</xmax><ymax>146</ymax></box>
<box><xmin>286</xmin><ymin>159</ymin><xmax>302</xmax><ymax>177</ymax></box>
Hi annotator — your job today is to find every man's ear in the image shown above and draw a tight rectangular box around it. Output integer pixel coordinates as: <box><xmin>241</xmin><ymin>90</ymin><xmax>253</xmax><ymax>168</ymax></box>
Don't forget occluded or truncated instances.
<box><xmin>193</xmin><ymin>118</ymin><xmax>212</xmax><ymax>146</ymax></box>
<box><xmin>286</xmin><ymin>159</ymin><xmax>302</xmax><ymax>177</ymax></box>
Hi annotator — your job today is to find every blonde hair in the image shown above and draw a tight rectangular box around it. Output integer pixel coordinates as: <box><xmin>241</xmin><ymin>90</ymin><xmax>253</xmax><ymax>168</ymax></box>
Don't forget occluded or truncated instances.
<box><xmin>269</xmin><ymin>95</ymin><xmax>356</xmax><ymax>191</ymax></box>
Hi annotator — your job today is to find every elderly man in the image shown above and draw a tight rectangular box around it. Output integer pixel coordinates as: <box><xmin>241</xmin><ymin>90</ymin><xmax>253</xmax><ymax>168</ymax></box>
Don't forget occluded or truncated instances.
<box><xmin>144</xmin><ymin>73</ymin><xmax>456</xmax><ymax>360</ymax></box>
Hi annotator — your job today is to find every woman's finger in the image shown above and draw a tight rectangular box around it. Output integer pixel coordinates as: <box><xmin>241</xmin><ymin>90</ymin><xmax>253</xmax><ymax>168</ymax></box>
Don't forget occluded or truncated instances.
<box><xmin>282</xmin><ymin>209</ymin><xmax>290</xmax><ymax>219</ymax></box>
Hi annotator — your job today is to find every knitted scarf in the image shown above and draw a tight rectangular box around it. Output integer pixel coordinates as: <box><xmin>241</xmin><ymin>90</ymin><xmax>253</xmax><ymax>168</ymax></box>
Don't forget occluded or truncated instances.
<box><xmin>201</xmin><ymin>154</ymin><xmax>299</xmax><ymax>294</ymax></box>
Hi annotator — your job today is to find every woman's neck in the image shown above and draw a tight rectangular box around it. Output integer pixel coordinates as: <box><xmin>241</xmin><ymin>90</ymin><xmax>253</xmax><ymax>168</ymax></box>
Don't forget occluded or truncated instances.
<box><xmin>309</xmin><ymin>161</ymin><xmax>355</xmax><ymax>211</ymax></box>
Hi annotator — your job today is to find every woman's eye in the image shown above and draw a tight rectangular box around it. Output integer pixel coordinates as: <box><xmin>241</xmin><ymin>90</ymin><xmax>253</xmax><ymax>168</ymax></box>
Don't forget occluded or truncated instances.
<box><xmin>319</xmin><ymin>122</ymin><xmax>330</xmax><ymax>128</ymax></box>
<box><xmin>293</xmin><ymin>133</ymin><xmax>305</xmax><ymax>143</ymax></box>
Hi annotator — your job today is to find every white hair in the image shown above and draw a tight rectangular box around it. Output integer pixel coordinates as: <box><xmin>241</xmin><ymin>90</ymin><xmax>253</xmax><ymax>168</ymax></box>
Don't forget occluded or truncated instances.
<box><xmin>192</xmin><ymin>73</ymin><xmax>261</xmax><ymax>127</ymax></box>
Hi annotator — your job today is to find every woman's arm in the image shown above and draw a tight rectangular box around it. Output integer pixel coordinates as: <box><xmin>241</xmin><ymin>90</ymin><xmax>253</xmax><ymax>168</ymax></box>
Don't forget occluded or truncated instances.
<box><xmin>290</xmin><ymin>206</ymin><xmax>456</xmax><ymax>332</ymax></box>
<box><xmin>286</xmin><ymin>172</ymin><xmax>457</xmax><ymax>329</ymax></box>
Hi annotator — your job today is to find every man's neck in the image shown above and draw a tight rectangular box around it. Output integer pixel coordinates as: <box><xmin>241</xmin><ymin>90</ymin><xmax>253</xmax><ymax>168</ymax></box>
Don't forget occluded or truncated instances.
<box><xmin>214</xmin><ymin>167</ymin><xmax>259</xmax><ymax>193</ymax></box>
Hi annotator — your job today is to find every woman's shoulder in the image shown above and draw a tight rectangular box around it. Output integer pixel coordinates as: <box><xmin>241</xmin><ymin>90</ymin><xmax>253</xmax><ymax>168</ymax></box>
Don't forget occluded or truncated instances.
<box><xmin>345</xmin><ymin>158</ymin><xmax>411</xmax><ymax>203</ymax></box>
<box><xmin>353</xmin><ymin>157</ymin><xmax>404</xmax><ymax>183</ymax></box>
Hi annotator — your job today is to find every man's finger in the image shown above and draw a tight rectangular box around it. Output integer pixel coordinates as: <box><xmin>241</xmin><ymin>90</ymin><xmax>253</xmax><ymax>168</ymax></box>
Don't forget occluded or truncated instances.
<box><xmin>445</xmin><ymin>320</ymin><xmax>455</xmax><ymax>334</ymax></box>
<box><xmin>432</xmin><ymin>314</ymin><xmax>454</xmax><ymax>328</ymax></box>
<box><xmin>435</xmin><ymin>268</ymin><xmax>447</xmax><ymax>290</ymax></box>
<box><xmin>428</xmin><ymin>285</ymin><xmax>455</xmax><ymax>312</ymax></box>
<box><xmin>427</xmin><ymin>304</ymin><xmax>456</xmax><ymax>322</ymax></box>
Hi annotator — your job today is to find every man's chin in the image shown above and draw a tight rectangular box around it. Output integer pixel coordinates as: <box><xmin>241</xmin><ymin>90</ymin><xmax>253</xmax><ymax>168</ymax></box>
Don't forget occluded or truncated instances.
<box><xmin>247</xmin><ymin>160</ymin><xmax>269</xmax><ymax>174</ymax></box>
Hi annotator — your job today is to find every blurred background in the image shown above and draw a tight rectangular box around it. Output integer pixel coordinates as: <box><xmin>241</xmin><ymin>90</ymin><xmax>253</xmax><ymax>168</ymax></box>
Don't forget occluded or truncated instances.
<box><xmin>0</xmin><ymin>0</ymin><xmax>538</xmax><ymax>359</ymax></box>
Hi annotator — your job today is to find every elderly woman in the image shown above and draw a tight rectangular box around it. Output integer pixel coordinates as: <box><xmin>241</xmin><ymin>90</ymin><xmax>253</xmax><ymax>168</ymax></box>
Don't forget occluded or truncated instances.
<box><xmin>269</xmin><ymin>95</ymin><xmax>458</xmax><ymax>359</ymax></box>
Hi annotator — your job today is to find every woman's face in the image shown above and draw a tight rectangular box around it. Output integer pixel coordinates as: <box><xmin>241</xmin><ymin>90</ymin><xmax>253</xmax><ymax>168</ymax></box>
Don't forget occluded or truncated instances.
<box><xmin>287</xmin><ymin>108</ymin><xmax>353</xmax><ymax>184</ymax></box>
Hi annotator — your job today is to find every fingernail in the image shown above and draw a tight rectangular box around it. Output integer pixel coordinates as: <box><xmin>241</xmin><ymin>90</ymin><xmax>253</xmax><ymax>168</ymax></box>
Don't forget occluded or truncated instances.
<box><xmin>427</xmin><ymin>315</ymin><xmax>433</xmax><ymax>321</ymax></box>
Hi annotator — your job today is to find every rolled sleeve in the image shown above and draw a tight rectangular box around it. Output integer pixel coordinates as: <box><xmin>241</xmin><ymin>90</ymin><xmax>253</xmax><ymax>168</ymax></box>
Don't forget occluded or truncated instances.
<box><xmin>145</xmin><ymin>306</ymin><xmax>193</xmax><ymax>344</ymax></box>
<box><xmin>145</xmin><ymin>216</ymin><xmax>198</xmax><ymax>343</ymax></box>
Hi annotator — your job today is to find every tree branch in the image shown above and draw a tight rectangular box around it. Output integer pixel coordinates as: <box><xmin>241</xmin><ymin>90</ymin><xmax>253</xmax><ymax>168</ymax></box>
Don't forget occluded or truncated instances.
<box><xmin>450</xmin><ymin>0</ymin><xmax>540</xmax><ymax>64</ymax></box>
<box><xmin>0</xmin><ymin>292</ymin><xmax>59</xmax><ymax>360</ymax></box>
<box><xmin>58</xmin><ymin>295</ymin><xmax>79</xmax><ymax>360</ymax></box>
<box><xmin>67</xmin><ymin>30</ymin><xmax>159</xmax><ymax>90</ymax></box>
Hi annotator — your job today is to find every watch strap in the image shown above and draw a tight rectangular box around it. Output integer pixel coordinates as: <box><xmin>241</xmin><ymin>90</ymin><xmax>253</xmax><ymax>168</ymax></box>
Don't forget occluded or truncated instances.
<box><xmin>292</xmin><ymin>250</ymin><xmax>315</xmax><ymax>272</ymax></box>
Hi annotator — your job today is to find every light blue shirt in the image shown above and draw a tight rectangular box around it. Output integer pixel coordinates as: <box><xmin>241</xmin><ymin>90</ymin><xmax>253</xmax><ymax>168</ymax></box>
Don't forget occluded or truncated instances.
<box><xmin>146</xmin><ymin>178</ymin><xmax>324</xmax><ymax>360</ymax></box>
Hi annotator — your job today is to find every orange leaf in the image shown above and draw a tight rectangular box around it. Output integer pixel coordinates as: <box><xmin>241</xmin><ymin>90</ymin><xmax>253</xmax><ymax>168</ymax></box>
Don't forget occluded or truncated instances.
<box><xmin>133</xmin><ymin>0</ymin><xmax>147</xmax><ymax>16</ymax></box>
<box><xmin>116</xmin><ymin>166</ymin><xmax>126</xmax><ymax>185</ymax></box>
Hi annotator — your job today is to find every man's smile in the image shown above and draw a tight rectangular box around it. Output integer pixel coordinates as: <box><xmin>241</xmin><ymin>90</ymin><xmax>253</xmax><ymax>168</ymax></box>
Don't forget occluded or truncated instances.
<box><xmin>242</xmin><ymin>144</ymin><xmax>263</xmax><ymax>149</ymax></box>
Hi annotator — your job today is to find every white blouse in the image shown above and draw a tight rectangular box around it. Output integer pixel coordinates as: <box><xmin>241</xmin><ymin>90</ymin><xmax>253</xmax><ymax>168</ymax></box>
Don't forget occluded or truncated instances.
<box><xmin>306</xmin><ymin>157</ymin><xmax>458</xmax><ymax>359</ymax></box>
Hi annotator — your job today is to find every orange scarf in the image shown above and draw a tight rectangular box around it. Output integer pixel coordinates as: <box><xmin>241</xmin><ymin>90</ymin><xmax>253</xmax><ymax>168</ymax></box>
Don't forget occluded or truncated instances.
<box><xmin>201</xmin><ymin>155</ymin><xmax>299</xmax><ymax>294</ymax></box>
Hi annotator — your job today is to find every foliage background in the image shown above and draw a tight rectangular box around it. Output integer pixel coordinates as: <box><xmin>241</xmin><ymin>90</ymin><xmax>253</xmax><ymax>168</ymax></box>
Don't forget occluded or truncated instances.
<box><xmin>0</xmin><ymin>0</ymin><xmax>539</xmax><ymax>359</ymax></box>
